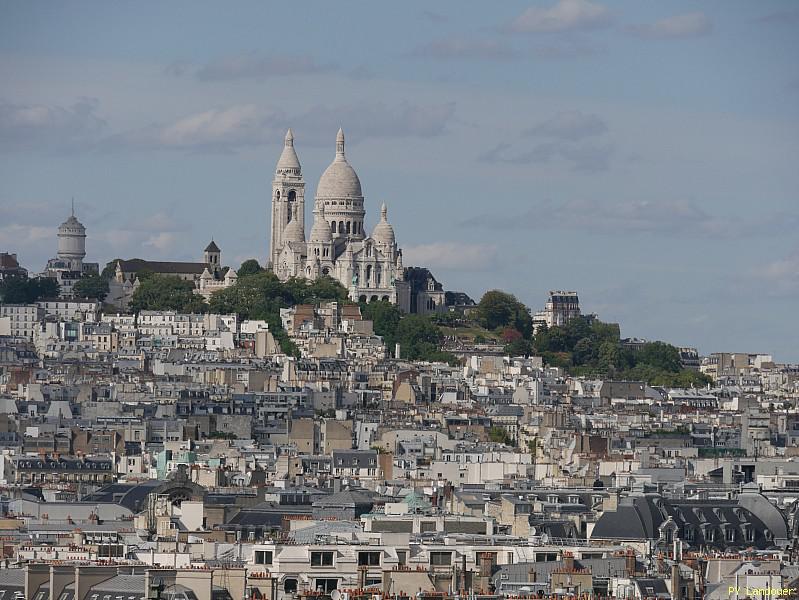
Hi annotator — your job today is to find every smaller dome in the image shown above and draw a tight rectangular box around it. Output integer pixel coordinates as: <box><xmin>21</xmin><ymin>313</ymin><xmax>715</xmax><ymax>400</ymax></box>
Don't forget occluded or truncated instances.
<box><xmin>59</xmin><ymin>215</ymin><xmax>85</xmax><ymax>233</ymax></box>
<box><xmin>224</xmin><ymin>267</ymin><xmax>238</xmax><ymax>281</ymax></box>
<box><xmin>276</xmin><ymin>128</ymin><xmax>301</xmax><ymax>172</ymax></box>
<box><xmin>371</xmin><ymin>203</ymin><xmax>395</xmax><ymax>246</ymax></box>
<box><xmin>310</xmin><ymin>204</ymin><xmax>332</xmax><ymax>244</ymax></box>
<box><xmin>282</xmin><ymin>205</ymin><xmax>305</xmax><ymax>244</ymax></box>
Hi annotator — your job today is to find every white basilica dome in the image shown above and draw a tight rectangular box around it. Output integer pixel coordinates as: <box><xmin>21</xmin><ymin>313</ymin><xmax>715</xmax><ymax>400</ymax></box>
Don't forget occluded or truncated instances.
<box><xmin>316</xmin><ymin>128</ymin><xmax>362</xmax><ymax>199</ymax></box>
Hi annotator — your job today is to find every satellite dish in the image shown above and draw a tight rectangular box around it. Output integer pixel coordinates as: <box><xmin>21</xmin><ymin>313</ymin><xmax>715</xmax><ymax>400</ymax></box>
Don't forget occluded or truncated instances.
<box><xmin>331</xmin><ymin>590</ymin><xmax>341</xmax><ymax>600</ymax></box>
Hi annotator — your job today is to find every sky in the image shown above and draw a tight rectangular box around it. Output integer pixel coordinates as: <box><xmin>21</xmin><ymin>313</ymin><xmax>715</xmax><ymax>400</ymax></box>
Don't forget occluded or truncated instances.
<box><xmin>1</xmin><ymin>1</ymin><xmax>798</xmax><ymax>360</ymax></box>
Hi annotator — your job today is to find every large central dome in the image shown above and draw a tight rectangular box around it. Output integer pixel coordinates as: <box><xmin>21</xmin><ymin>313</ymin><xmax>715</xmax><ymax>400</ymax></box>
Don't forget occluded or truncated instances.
<box><xmin>316</xmin><ymin>128</ymin><xmax>362</xmax><ymax>199</ymax></box>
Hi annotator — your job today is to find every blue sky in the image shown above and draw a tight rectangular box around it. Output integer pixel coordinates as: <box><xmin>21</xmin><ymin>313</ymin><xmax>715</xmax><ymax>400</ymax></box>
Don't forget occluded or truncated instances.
<box><xmin>1</xmin><ymin>1</ymin><xmax>798</xmax><ymax>360</ymax></box>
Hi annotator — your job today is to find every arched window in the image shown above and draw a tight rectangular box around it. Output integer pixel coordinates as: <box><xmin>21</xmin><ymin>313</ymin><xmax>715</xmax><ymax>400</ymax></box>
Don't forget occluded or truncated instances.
<box><xmin>366</xmin><ymin>264</ymin><xmax>372</xmax><ymax>282</ymax></box>
<box><xmin>359</xmin><ymin>295</ymin><xmax>367</xmax><ymax>303</ymax></box>
<box><xmin>331</xmin><ymin>221</ymin><xmax>336</xmax><ymax>233</ymax></box>
<box><xmin>339</xmin><ymin>221</ymin><xmax>345</xmax><ymax>234</ymax></box>
<box><xmin>346</xmin><ymin>221</ymin><xmax>351</xmax><ymax>234</ymax></box>
<box><xmin>376</xmin><ymin>267</ymin><xmax>382</xmax><ymax>285</ymax></box>
<box><xmin>275</xmin><ymin>190</ymin><xmax>280</xmax><ymax>200</ymax></box>
<box><xmin>288</xmin><ymin>190</ymin><xmax>296</xmax><ymax>201</ymax></box>
<box><xmin>370</xmin><ymin>295</ymin><xmax>378</xmax><ymax>302</ymax></box>
<box><xmin>382</xmin><ymin>295</ymin><xmax>389</xmax><ymax>301</ymax></box>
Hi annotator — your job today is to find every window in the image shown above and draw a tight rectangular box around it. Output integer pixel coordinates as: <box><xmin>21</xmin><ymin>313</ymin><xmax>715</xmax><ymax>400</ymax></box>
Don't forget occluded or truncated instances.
<box><xmin>311</xmin><ymin>551</ymin><xmax>334</xmax><ymax>566</ymax></box>
<box><xmin>284</xmin><ymin>579</ymin><xmax>298</xmax><ymax>593</ymax></box>
<box><xmin>358</xmin><ymin>551</ymin><xmax>381</xmax><ymax>566</ymax></box>
<box><xmin>315</xmin><ymin>579</ymin><xmax>338</xmax><ymax>593</ymax></box>
<box><xmin>397</xmin><ymin>551</ymin><xmax>407</xmax><ymax>565</ymax></box>
<box><xmin>255</xmin><ymin>550</ymin><xmax>273</xmax><ymax>565</ymax></box>
<box><xmin>430</xmin><ymin>551</ymin><xmax>452</xmax><ymax>566</ymax></box>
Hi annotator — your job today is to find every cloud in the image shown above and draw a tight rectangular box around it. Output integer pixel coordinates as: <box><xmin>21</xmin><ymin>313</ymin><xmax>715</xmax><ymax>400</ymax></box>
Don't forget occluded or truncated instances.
<box><xmin>193</xmin><ymin>53</ymin><xmax>334</xmax><ymax>81</ymax></box>
<box><xmin>421</xmin><ymin>10</ymin><xmax>449</xmax><ymax>24</ymax></box>
<box><xmin>509</xmin><ymin>0</ymin><xmax>611</xmax><ymax>33</ymax></box>
<box><xmin>0</xmin><ymin>98</ymin><xmax>106</xmax><ymax>152</ymax></box>
<box><xmin>524</xmin><ymin>110</ymin><xmax>608</xmax><ymax>141</ymax></box>
<box><xmin>143</xmin><ymin>232</ymin><xmax>179</xmax><ymax>252</ymax></box>
<box><xmin>627</xmin><ymin>12</ymin><xmax>712</xmax><ymax>39</ymax></box>
<box><xmin>106</xmin><ymin>101</ymin><xmax>457</xmax><ymax>152</ymax></box>
<box><xmin>758</xmin><ymin>250</ymin><xmax>799</xmax><ymax>296</ymax></box>
<box><xmin>751</xmin><ymin>10</ymin><xmax>799</xmax><ymax>25</ymax></box>
<box><xmin>411</xmin><ymin>38</ymin><xmax>518</xmax><ymax>60</ymax></box>
<box><xmin>530</xmin><ymin>38</ymin><xmax>603</xmax><ymax>59</ymax></box>
<box><xmin>461</xmin><ymin>198</ymin><xmax>799</xmax><ymax>239</ymax></box>
<box><xmin>404</xmin><ymin>242</ymin><xmax>498</xmax><ymax>271</ymax></box>
<box><xmin>480</xmin><ymin>141</ymin><xmax>612</xmax><ymax>172</ymax></box>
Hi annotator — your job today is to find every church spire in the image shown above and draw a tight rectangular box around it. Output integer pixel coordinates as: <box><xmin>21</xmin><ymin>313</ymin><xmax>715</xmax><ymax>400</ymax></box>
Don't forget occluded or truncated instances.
<box><xmin>285</xmin><ymin>128</ymin><xmax>294</xmax><ymax>147</ymax></box>
<box><xmin>335</xmin><ymin>127</ymin><xmax>345</xmax><ymax>161</ymax></box>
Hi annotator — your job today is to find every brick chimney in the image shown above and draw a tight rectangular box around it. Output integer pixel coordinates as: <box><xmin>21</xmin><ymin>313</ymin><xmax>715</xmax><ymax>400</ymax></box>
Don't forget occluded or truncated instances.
<box><xmin>625</xmin><ymin>550</ymin><xmax>636</xmax><ymax>577</ymax></box>
<box><xmin>563</xmin><ymin>552</ymin><xmax>575</xmax><ymax>572</ymax></box>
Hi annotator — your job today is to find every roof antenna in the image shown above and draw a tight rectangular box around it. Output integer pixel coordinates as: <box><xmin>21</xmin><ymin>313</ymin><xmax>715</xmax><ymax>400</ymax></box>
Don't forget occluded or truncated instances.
<box><xmin>71</xmin><ymin>197</ymin><xmax>75</xmax><ymax>217</ymax></box>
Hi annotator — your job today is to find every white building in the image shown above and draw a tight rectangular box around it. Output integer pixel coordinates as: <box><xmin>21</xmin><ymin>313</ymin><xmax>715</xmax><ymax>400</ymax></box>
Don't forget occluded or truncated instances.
<box><xmin>41</xmin><ymin>206</ymin><xmax>99</xmax><ymax>297</ymax></box>
<box><xmin>0</xmin><ymin>304</ymin><xmax>42</xmax><ymax>340</ymax></box>
<box><xmin>269</xmin><ymin>129</ymin><xmax>410</xmax><ymax>310</ymax></box>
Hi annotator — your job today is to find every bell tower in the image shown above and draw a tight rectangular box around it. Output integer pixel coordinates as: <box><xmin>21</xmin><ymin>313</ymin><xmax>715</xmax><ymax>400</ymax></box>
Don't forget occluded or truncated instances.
<box><xmin>270</xmin><ymin>128</ymin><xmax>305</xmax><ymax>269</ymax></box>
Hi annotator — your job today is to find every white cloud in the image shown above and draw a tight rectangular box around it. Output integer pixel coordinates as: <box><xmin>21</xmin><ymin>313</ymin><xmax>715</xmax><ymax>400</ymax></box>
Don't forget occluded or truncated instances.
<box><xmin>628</xmin><ymin>13</ymin><xmax>712</xmax><ymax>39</ymax></box>
<box><xmin>195</xmin><ymin>53</ymin><xmax>333</xmax><ymax>81</ymax></box>
<box><xmin>0</xmin><ymin>98</ymin><xmax>106</xmax><ymax>152</ymax></box>
<box><xmin>404</xmin><ymin>242</ymin><xmax>498</xmax><ymax>271</ymax></box>
<box><xmin>510</xmin><ymin>0</ymin><xmax>611</xmax><ymax>33</ymax></box>
<box><xmin>524</xmin><ymin>110</ymin><xmax>608</xmax><ymax>141</ymax></box>
<box><xmin>143</xmin><ymin>232</ymin><xmax>179</xmax><ymax>252</ymax></box>
<box><xmin>462</xmin><ymin>198</ymin><xmax>799</xmax><ymax>239</ymax></box>
<box><xmin>412</xmin><ymin>38</ymin><xmax>518</xmax><ymax>61</ymax></box>
<box><xmin>106</xmin><ymin>101</ymin><xmax>457</xmax><ymax>152</ymax></box>
<box><xmin>759</xmin><ymin>251</ymin><xmax>799</xmax><ymax>295</ymax></box>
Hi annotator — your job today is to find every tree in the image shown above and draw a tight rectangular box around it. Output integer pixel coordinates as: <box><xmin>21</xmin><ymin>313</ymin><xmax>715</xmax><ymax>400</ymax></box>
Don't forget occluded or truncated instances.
<box><xmin>476</xmin><ymin>290</ymin><xmax>533</xmax><ymax>337</ymax></box>
<box><xmin>636</xmin><ymin>341</ymin><xmax>682</xmax><ymax>373</ymax></box>
<box><xmin>129</xmin><ymin>275</ymin><xmax>208</xmax><ymax>313</ymax></box>
<box><xmin>238</xmin><ymin>259</ymin><xmax>263</xmax><ymax>278</ymax></box>
<box><xmin>361</xmin><ymin>300</ymin><xmax>403</xmax><ymax>348</ymax></box>
<box><xmin>73</xmin><ymin>274</ymin><xmax>109</xmax><ymax>301</ymax></box>
<box><xmin>0</xmin><ymin>276</ymin><xmax>59</xmax><ymax>304</ymax></box>
<box><xmin>101</xmin><ymin>260</ymin><xmax>121</xmax><ymax>280</ymax></box>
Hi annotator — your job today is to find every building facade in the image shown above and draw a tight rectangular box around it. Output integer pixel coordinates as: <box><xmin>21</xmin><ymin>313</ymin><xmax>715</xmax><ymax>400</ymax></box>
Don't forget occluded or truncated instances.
<box><xmin>269</xmin><ymin>129</ymin><xmax>410</xmax><ymax>311</ymax></box>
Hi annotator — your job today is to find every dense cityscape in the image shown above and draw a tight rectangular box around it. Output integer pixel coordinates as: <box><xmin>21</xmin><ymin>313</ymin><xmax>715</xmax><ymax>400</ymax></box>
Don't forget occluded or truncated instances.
<box><xmin>1</xmin><ymin>124</ymin><xmax>798</xmax><ymax>600</ymax></box>
<box><xmin>2</xmin><ymin>2</ymin><xmax>798</xmax><ymax>599</ymax></box>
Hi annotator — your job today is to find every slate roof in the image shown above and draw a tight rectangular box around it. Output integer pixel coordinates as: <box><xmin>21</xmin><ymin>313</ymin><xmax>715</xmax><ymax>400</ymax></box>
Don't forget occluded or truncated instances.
<box><xmin>117</xmin><ymin>259</ymin><xmax>208</xmax><ymax>275</ymax></box>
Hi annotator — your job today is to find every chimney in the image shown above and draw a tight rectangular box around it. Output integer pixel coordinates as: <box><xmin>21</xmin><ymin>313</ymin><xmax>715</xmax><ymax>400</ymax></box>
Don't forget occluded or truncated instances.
<box><xmin>563</xmin><ymin>552</ymin><xmax>575</xmax><ymax>572</ymax></box>
<box><xmin>671</xmin><ymin>563</ymin><xmax>682</xmax><ymax>600</ymax></box>
<box><xmin>625</xmin><ymin>550</ymin><xmax>636</xmax><ymax>577</ymax></box>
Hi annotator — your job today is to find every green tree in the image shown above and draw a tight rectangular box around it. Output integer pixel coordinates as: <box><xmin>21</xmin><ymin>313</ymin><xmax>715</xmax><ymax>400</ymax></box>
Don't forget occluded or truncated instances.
<box><xmin>238</xmin><ymin>259</ymin><xmax>263</xmax><ymax>277</ymax></box>
<box><xmin>476</xmin><ymin>290</ymin><xmax>532</xmax><ymax>337</ymax></box>
<box><xmin>101</xmin><ymin>260</ymin><xmax>121</xmax><ymax>280</ymax></box>
<box><xmin>73</xmin><ymin>274</ymin><xmax>110</xmax><ymax>301</ymax></box>
<box><xmin>129</xmin><ymin>275</ymin><xmax>208</xmax><ymax>313</ymax></box>
<box><xmin>636</xmin><ymin>341</ymin><xmax>682</xmax><ymax>372</ymax></box>
<box><xmin>361</xmin><ymin>300</ymin><xmax>403</xmax><ymax>348</ymax></box>
<box><xmin>0</xmin><ymin>276</ymin><xmax>59</xmax><ymax>304</ymax></box>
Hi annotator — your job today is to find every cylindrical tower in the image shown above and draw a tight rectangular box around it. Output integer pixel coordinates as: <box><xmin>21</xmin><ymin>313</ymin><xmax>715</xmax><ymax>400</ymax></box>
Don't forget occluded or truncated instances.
<box><xmin>315</xmin><ymin>128</ymin><xmax>365</xmax><ymax>241</ymax></box>
<box><xmin>57</xmin><ymin>209</ymin><xmax>86</xmax><ymax>271</ymax></box>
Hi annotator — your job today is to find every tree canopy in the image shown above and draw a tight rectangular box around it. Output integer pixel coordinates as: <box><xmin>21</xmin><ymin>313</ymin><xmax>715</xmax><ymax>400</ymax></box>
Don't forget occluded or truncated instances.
<box><xmin>207</xmin><ymin>273</ymin><xmax>348</xmax><ymax>356</ymax></box>
<box><xmin>0</xmin><ymin>276</ymin><xmax>59</xmax><ymax>304</ymax></box>
<box><xmin>360</xmin><ymin>300</ymin><xmax>458</xmax><ymax>365</ymax></box>
<box><xmin>237</xmin><ymin>259</ymin><xmax>263</xmax><ymax>278</ymax></box>
<box><xmin>129</xmin><ymin>275</ymin><xmax>208</xmax><ymax>313</ymax></box>
<box><xmin>73</xmin><ymin>274</ymin><xmax>110</xmax><ymax>302</ymax></box>
<box><xmin>476</xmin><ymin>290</ymin><xmax>533</xmax><ymax>338</ymax></box>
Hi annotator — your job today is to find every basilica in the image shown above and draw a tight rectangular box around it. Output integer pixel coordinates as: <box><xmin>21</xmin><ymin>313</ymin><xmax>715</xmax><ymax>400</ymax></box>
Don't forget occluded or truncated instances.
<box><xmin>269</xmin><ymin>128</ymin><xmax>412</xmax><ymax>312</ymax></box>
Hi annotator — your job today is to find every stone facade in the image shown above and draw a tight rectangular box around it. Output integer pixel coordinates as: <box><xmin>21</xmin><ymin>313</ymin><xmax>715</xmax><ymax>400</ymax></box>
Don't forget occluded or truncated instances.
<box><xmin>269</xmin><ymin>129</ymin><xmax>410</xmax><ymax>311</ymax></box>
